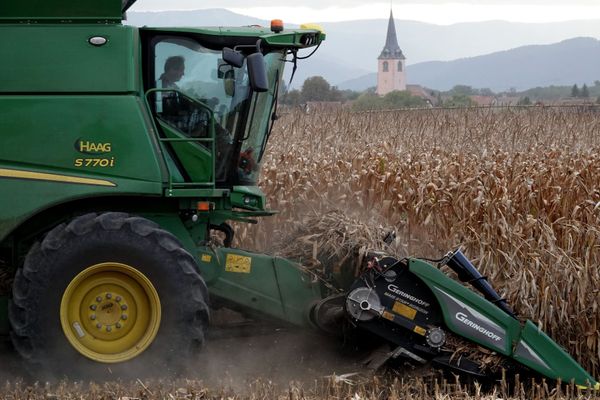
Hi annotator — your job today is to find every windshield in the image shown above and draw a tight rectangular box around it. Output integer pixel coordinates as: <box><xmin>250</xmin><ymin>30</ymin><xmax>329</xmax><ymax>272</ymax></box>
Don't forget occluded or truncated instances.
<box><xmin>236</xmin><ymin>52</ymin><xmax>283</xmax><ymax>184</ymax></box>
<box><xmin>152</xmin><ymin>36</ymin><xmax>284</xmax><ymax>186</ymax></box>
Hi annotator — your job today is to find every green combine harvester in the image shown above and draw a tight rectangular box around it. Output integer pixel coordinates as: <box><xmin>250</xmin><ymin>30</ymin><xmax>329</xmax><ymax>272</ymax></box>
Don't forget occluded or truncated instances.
<box><xmin>0</xmin><ymin>0</ymin><xmax>597</xmax><ymax>388</ymax></box>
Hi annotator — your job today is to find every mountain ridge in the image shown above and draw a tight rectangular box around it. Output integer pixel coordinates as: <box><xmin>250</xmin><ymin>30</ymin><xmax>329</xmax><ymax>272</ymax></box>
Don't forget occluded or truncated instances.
<box><xmin>338</xmin><ymin>37</ymin><xmax>600</xmax><ymax>91</ymax></box>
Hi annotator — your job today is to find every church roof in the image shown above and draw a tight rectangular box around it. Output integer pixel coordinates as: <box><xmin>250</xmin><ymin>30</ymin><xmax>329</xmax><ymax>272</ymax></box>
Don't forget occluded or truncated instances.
<box><xmin>378</xmin><ymin>9</ymin><xmax>405</xmax><ymax>60</ymax></box>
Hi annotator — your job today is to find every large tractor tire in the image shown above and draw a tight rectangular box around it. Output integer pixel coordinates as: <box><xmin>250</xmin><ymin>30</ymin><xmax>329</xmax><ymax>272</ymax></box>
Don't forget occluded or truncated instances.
<box><xmin>8</xmin><ymin>212</ymin><xmax>209</xmax><ymax>377</ymax></box>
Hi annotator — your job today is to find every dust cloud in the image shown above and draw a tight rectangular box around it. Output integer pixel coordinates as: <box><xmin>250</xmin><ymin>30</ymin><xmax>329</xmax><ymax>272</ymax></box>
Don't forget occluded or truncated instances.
<box><xmin>186</xmin><ymin>328</ymin><xmax>363</xmax><ymax>390</ymax></box>
<box><xmin>0</xmin><ymin>341</ymin><xmax>26</xmax><ymax>382</ymax></box>
<box><xmin>0</xmin><ymin>319</ymin><xmax>366</xmax><ymax>388</ymax></box>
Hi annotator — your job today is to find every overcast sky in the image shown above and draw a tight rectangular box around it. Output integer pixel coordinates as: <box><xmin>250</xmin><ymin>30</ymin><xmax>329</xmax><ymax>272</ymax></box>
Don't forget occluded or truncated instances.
<box><xmin>130</xmin><ymin>1</ymin><xmax>600</xmax><ymax>25</ymax></box>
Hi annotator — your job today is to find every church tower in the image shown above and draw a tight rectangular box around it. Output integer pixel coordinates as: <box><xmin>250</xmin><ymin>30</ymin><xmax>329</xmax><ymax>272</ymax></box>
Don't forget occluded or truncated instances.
<box><xmin>376</xmin><ymin>9</ymin><xmax>406</xmax><ymax>95</ymax></box>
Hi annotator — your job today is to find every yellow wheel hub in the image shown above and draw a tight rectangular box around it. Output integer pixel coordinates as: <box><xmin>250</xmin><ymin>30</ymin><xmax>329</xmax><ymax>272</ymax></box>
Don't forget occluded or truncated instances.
<box><xmin>60</xmin><ymin>262</ymin><xmax>161</xmax><ymax>363</ymax></box>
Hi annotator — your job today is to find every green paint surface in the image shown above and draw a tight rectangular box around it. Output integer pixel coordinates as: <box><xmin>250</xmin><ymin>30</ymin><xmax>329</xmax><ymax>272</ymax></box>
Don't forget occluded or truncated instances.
<box><xmin>0</xmin><ymin>25</ymin><xmax>137</xmax><ymax>92</ymax></box>
<box><xmin>0</xmin><ymin>0</ymin><xmax>122</xmax><ymax>21</ymax></box>
<box><xmin>410</xmin><ymin>258</ymin><xmax>597</xmax><ymax>387</ymax></box>
<box><xmin>0</xmin><ymin>95</ymin><xmax>164</xmax><ymax>240</ymax></box>
<box><xmin>197</xmin><ymin>247</ymin><xmax>321</xmax><ymax>325</ymax></box>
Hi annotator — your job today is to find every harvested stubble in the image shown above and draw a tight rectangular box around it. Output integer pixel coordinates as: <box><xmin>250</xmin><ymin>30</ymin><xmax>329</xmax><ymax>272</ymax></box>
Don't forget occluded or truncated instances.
<box><xmin>1</xmin><ymin>374</ymin><xmax>598</xmax><ymax>400</ymax></box>
<box><xmin>235</xmin><ymin>106</ymin><xmax>600</xmax><ymax>376</ymax></box>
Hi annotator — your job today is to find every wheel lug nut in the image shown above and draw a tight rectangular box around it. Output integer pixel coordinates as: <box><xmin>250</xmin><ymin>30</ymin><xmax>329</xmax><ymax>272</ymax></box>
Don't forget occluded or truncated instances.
<box><xmin>96</xmin><ymin>296</ymin><xmax>102</xmax><ymax>302</ymax></box>
<box><xmin>121</xmin><ymin>315</ymin><xmax>128</xmax><ymax>320</ymax></box>
<box><xmin>116</xmin><ymin>323</ymin><xmax>122</xmax><ymax>329</ymax></box>
<box><xmin>90</xmin><ymin>305</ymin><xmax>97</xmax><ymax>311</ymax></box>
<box><xmin>90</xmin><ymin>315</ymin><xmax>96</xmax><ymax>320</ymax></box>
<box><xmin>115</xmin><ymin>296</ymin><xmax>122</xmax><ymax>302</ymax></box>
<box><xmin>106</xmin><ymin>326</ymin><xmax>112</xmax><ymax>332</ymax></box>
<box><xmin>121</xmin><ymin>305</ymin><xmax>128</xmax><ymax>310</ymax></box>
<box><xmin>106</xmin><ymin>293</ymin><xmax>112</xmax><ymax>299</ymax></box>
<box><xmin>96</xmin><ymin>323</ymin><xmax>102</xmax><ymax>329</ymax></box>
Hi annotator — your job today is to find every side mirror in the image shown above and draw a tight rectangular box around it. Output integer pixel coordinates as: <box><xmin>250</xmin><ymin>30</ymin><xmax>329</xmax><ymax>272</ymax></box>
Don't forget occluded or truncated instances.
<box><xmin>222</xmin><ymin>48</ymin><xmax>244</xmax><ymax>68</ymax></box>
<box><xmin>246</xmin><ymin>53</ymin><xmax>269</xmax><ymax>93</ymax></box>
<box><xmin>217</xmin><ymin>61</ymin><xmax>236</xmax><ymax>97</ymax></box>
<box><xmin>223</xmin><ymin>70</ymin><xmax>235</xmax><ymax>97</ymax></box>
<box><xmin>217</xmin><ymin>60</ymin><xmax>227</xmax><ymax>78</ymax></box>
<box><xmin>217</xmin><ymin>61</ymin><xmax>233</xmax><ymax>77</ymax></box>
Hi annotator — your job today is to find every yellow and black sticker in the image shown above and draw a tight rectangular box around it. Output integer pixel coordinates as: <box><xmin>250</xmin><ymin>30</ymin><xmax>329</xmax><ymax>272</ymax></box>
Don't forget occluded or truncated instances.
<box><xmin>201</xmin><ymin>254</ymin><xmax>212</xmax><ymax>263</ymax></box>
<box><xmin>382</xmin><ymin>311</ymin><xmax>395</xmax><ymax>321</ymax></box>
<box><xmin>225</xmin><ymin>254</ymin><xmax>252</xmax><ymax>273</ymax></box>
<box><xmin>393</xmin><ymin>301</ymin><xmax>417</xmax><ymax>320</ymax></box>
<box><xmin>413</xmin><ymin>326</ymin><xmax>427</xmax><ymax>336</ymax></box>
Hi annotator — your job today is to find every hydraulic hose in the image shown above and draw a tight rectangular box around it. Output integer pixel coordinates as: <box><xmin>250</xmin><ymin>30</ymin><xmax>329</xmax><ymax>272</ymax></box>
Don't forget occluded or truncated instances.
<box><xmin>445</xmin><ymin>249</ymin><xmax>516</xmax><ymax>319</ymax></box>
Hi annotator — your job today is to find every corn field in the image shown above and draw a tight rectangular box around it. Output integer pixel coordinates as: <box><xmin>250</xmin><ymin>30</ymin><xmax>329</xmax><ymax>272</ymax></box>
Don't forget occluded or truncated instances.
<box><xmin>236</xmin><ymin>106</ymin><xmax>600</xmax><ymax>377</ymax></box>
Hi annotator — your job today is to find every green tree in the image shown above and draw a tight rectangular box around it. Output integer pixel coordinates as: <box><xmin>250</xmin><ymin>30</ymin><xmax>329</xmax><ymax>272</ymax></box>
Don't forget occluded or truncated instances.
<box><xmin>443</xmin><ymin>94</ymin><xmax>475</xmax><ymax>107</ymax></box>
<box><xmin>449</xmin><ymin>85</ymin><xmax>476</xmax><ymax>96</ymax></box>
<box><xmin>339</xmin><ymin>89</ymin><xmax>361</xmax><ymax>102</ymax></box>
<box><xmin>519</xmin><ymin>85</ymin><xmax>571</xmax><ymax>101</ymax></box>
<box><xmin>351</xmin><ymin>92</ymin><xmax>382</xmax><ymax>111</ymax></box>
<box><xmin>571</xmin><ymin>84</ymin><xmax>580</xmax><ymax>98</ymax></box>
<box><xmin>351</xmin><ymin>90</ymin><xmax>427</xmax><ymax>111</ymax></box>
<box><xmin>581</xmin><ymin>84</ymin><xmax>590</xmax><ymax>98</ymax></box>
<box><xmin>301</xmin><ymin>76</ymin><xmax>331</xmax><ymax>102</ymax></box>
<box><xmin>383</xmin><ymin>90</ymin><xmax>427</xmax><ymax>108</ymax></box>
<box><xmin>282</xmin><ymin>89</ymin><xmax>302</xmax><ymax>106</ymax></box>
<box><xmin>517</xmin><ymin>96</ymin><xmax>532</xmax><ymax>106</ymax></box>
<box><xmin>329</xmin><ymin>86</ymin><xmax>342</xmax><ymax>102</ymax></box>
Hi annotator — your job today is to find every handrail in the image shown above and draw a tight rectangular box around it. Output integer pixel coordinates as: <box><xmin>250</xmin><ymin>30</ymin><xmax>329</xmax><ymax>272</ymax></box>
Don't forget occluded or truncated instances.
<box><xmin>144</xmin><ymin>88</ymin><xmax>217</xmax><ymax>191</ymax></box>
<box><xmin>159</xmin><ymin>137</ymin><xmax>213</xmax><ymax>142</ymax></box>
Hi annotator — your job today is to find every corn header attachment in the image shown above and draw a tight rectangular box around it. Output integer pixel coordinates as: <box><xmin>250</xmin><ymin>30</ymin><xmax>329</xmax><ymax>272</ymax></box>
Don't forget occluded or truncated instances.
<box><xmin>309</xmin><ymin>249</ymin><xmax>598</xmax><ymax>389</ymax></box>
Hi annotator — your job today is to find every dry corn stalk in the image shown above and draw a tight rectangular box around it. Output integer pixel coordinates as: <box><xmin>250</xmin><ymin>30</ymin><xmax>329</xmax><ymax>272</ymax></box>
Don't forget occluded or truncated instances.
<box><xmin>272</xmin><ymin>209</ymin><xmax>396</xmax><ymax>278</ymax></box>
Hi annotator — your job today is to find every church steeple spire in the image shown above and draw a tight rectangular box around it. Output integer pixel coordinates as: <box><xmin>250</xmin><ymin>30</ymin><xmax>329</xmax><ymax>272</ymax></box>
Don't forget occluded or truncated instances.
<box><xmin>376</xmin><ymin>7</ymin><xmax>407</xmax><ymax>95</ymax></box>
<box><xmin>379</xmin><ymin>9</ymin><xmax>405</xmax><ymax>60</ymax></box>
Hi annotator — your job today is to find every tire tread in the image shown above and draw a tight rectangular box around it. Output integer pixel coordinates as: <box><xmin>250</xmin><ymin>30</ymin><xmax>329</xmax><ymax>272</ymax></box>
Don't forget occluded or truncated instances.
<box><xmin>8</xmin><ymin>212</ymin><xmax>210</xmax><ymax>371</ymax></box>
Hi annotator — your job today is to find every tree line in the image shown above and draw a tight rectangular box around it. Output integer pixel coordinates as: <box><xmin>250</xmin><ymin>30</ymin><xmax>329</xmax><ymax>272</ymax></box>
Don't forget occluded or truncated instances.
<box><xmin>281</xmin><ymin>76</ymin><xmax>600</xmax><ymax>110</ymax></box>
<box><xmin>282</xmin><ymin>76</ymin><xmax>430</xmax><ymax>109</ymax></box>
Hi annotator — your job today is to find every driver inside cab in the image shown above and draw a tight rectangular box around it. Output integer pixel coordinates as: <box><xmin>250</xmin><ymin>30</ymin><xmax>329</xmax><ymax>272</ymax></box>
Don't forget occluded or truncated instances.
<box><xmin>158</xmin><ymin>56</ymin><xmax>210</xmax><ymax>137</ymax></box>
<box><xmin>160</xmin><ymin>56</ymin><xmax>185</xmax><ymax>89</ymax></box>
